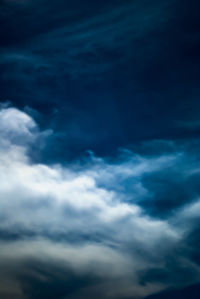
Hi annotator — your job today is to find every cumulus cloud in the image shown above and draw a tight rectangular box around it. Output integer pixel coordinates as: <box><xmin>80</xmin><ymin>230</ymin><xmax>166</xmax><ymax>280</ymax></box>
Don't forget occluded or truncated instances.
<box><xmin>0</xmin><ymin>106</ymin><xmax>199</xmax><ymax>299</ymax></box>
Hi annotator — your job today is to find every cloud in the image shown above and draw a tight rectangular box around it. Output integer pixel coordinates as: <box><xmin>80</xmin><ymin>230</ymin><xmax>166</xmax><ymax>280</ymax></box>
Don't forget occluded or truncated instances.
<box><xmin>0</xmin><ymin>106</ymin><xmax>199</xmax><ymax>298</ymax></box>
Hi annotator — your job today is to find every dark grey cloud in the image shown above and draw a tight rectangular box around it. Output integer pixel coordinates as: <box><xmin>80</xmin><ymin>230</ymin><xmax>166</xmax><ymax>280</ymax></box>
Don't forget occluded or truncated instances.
<box><xmin>19</xmin><ymin>261</ymin><xmax>100</xmax><ymax>299</ymax></box>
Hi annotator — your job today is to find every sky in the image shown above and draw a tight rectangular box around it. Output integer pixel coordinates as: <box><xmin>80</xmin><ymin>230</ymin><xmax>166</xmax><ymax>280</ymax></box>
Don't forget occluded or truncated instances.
<box><xmin>0</xmin><ymin>0</ymin><xmax>200</xmax><ymax>298</ymax></box>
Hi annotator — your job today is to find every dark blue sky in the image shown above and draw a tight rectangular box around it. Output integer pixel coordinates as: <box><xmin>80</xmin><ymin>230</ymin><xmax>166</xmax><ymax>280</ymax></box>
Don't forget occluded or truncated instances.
<box><xmin>0</xmin><ymin>1</ymin><xmax>200</xmax><ymax>298</ymax></box>
<box><xmin>1</xmin><ymin>0</ymin><xmax>200</xmax><ymax>160</ymax></box>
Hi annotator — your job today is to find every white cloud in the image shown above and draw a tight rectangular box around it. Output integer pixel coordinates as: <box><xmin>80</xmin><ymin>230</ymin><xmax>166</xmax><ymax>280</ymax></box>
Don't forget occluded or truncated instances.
<box><xmin>0</xmin><ymin>106</ymin><xmax>199</xmax><ymax>298</ymax></box>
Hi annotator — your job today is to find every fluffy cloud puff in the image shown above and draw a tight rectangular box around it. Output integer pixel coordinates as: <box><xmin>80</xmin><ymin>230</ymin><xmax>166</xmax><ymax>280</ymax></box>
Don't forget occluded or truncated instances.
<box><xmin>0</xmin><ymin>106</ymin><xmax>199</xmax><ymax>299</ymax></box>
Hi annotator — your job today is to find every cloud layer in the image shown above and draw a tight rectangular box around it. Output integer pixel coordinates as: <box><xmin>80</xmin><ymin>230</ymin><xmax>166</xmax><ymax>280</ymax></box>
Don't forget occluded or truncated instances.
<box><xmin>0</xmin><ymin>105</ymin><xmax>199</xmax><ymax>298</ymax></box>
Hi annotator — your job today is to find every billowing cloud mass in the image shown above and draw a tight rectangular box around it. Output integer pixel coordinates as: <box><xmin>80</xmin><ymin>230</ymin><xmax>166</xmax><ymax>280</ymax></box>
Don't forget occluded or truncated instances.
<box><xmin>0</xmin><ymin>105</ymin><xmax>199</xmax><ymax>299</ymax></box>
